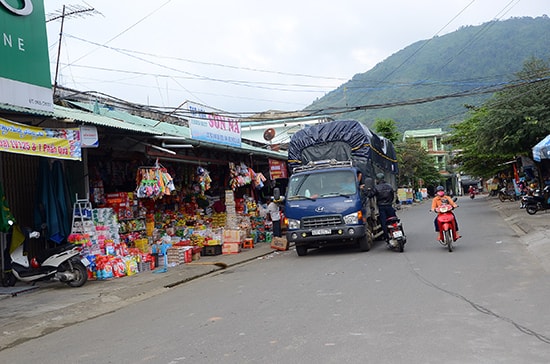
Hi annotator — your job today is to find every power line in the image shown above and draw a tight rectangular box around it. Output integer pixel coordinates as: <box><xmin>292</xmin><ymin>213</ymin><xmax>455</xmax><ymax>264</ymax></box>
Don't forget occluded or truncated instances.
<box><xmin>61</xmin><ymin>1</ymin><xmax>173</xmax><ymax>70</ymax></box>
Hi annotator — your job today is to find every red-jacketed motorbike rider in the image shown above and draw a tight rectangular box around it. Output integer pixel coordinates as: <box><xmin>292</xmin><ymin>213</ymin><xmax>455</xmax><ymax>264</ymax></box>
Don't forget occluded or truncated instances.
<box><xmin>431</xmin><ymin>186</ymin><xmax>460</xmax><ymax>241</ymax></box>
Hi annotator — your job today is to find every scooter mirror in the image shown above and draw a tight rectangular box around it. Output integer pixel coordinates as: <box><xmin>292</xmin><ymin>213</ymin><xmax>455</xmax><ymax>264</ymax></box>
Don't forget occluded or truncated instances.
<box><xmin>273</xmin><ymin>187</ymin><xmax>281</xmax><ymax>201</ymax></box>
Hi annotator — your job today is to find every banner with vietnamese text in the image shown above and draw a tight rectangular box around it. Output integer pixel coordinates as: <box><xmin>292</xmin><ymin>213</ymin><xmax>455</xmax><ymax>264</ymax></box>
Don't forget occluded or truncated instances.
<box><xmin>0</xmin><ymin>117</ymin><xmax>81</xmax><ymax>160</ymax></box>
<box><xmin>184</xmin><ymin>101</ymin><xmax>241</xmax><ymax>147</ymax></box>
<box><xmin>269</xmin><ymin>159</ymin><xmax>288</xmax><ymax>179</ymax></box>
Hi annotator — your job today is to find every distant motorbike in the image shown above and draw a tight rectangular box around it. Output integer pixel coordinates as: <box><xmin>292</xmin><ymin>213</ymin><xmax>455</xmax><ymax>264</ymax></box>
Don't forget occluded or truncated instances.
<box><xmin>5</xmin><ymin>226</ymin><xmax>89</xmax><ymax>288</ymax></box>
<box><xmin>469</xmin><ymin>187</ymin><xmax>476</xmax><ymax>199</ymax></box>
<box><xmin>386</xmin><ymin>216</ymin><xmax>406</xmax><ymax>252</ymax></box>
<box><xmin>524</xmin><ymin>186</ymin><xmax>550</xmax><ymax>215</ymax></box>
<box><xmin>434</xmin><ymin>199</ymin><xmax>459</xmax><ymax>252</ymax></box>
<box><xmin>498</xmin><ymin>187</ymin><xmax>516</xmax><ymax>202</ymax></box>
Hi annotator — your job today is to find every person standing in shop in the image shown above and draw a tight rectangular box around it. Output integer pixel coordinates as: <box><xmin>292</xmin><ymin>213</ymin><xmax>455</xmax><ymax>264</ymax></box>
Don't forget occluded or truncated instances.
<box><xmin>267</xmin><ymin>197</ymin><xmax>281</xmax><ymax>237</ymax></box>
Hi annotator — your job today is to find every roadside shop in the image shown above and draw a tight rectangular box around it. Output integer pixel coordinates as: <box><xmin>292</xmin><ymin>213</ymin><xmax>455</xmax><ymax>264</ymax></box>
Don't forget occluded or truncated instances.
<box><xmin>0</xmin><ymin>100</ymin><xmax>288</xmax><ymax>286</ymax></box>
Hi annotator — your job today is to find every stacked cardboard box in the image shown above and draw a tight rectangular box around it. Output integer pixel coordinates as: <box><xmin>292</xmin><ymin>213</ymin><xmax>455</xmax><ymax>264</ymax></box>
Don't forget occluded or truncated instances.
<box><xmin>222</xmin><ymin>228</ymin><xmax>242</xmax><ymax>254</ymax></box>
<box><xmin>225</xmin><ymin>190</ymin><xmax>238</xmax><ymax>229</ymax></box>
<box><xmin>166</xmin><ymin>246</ymin><xmax>192</xmax><ymax>265</ymax></box>
<box><xmin>222</xmin><ymin>242</ymin><xmax>241</xmax><ymax>254</ymax></box>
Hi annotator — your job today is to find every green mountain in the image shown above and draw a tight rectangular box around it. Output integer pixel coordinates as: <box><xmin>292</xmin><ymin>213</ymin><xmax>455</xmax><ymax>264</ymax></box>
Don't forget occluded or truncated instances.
<box><xmin>305</xmin><ymin>16</ymin><xmax>550</xmax><ymax>132</ymax></box>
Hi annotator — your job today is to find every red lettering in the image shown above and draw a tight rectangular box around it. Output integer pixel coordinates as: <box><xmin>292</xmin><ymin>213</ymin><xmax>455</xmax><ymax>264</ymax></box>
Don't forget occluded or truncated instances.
<box><xmin>229</xmin><ymin>121</ymin><xmax>240</xmax><ymax>133</ymax></box>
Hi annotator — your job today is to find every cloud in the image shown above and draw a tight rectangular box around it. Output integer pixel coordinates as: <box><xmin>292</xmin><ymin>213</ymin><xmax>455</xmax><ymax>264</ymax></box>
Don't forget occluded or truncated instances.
<box><xmin>45</xmin><ymin>0</ymin><xmax>549</xmax><ymax>113</ymax></box>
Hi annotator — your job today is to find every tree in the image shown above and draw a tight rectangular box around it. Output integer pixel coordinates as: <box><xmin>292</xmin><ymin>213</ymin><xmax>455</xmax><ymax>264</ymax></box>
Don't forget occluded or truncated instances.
<box><xmin>372</xmin><ymin>118</ymin><xmax>401</xmax><ymax>143</ymax></box>
<box><xmin>447</xmin><ymin>57</ymin><xmax>550</xmax><ymax>178</ymax></box>
<box><xmin>397</xmin><ymin>138</ymin><xmax>440</xmax><ymax>189</ymax></box>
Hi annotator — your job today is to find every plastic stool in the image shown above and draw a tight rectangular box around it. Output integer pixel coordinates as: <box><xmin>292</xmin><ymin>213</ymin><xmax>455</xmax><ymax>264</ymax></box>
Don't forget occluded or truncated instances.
<box><xmin>242</xmin><ymin>238</ymin><xmax>254</xmax><ymax>249</ymax></box>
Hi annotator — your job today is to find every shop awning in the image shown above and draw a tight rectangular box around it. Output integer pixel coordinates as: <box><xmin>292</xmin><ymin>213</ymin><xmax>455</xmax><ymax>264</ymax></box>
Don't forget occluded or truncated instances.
<box><xmin>66</xmin><ymin>101</ymin><xmax>287</xmax><ymax>160</ymax></box>
<box><xmin>532</xmin><ymin>134</ymin><xmax>550</xmax><ymax>162</ymax></box>
<box><xmin>54</xmin><ymin>105</ymin><xmax>163</xmax><ymax>135</ymax></box>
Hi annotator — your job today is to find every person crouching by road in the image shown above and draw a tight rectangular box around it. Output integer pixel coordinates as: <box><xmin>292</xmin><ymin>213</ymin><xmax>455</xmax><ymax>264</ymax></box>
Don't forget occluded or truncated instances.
<box><xmin>267</xmin><ymin>197</ymin><xmax>281</xmax><ymax>237</ymax></box>
<box><xmin>431</xmin><ymin>185</ymin><xmax>460</xmax><ymax>241</ymax></box>
<box><xmin>374</xmin><ymin>173</ymin><xmax>396</xmax><ymax>243</ymax></box>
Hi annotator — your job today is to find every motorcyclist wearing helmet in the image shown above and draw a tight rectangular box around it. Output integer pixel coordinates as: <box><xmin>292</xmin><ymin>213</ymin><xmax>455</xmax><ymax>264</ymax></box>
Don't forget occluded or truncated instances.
<box><xmin>431</xmin><ymin>185</ymin><xmax>460</xmax><ymax>241</ymax></box>
<box><xmin>373</xmin><ymin>172</ymin><xmax>397</xmax><ymax>243</ymax></box>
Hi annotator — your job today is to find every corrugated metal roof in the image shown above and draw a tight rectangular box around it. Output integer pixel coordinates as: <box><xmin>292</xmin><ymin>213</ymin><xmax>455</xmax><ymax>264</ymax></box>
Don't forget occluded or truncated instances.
<box><xmin>68</xmin><ymin>101</ymin><xmax>287</xmax><ymax>160</ymax></box>
<box><xmin>68</xmin><ymin>101</ymin><xmax>188</xmax><ymax>137</ymax></box>
<box><xmin>54</xmin><ymin>104</ymin><xmax>163</xmax><ymax>135</ymax></box>
<box><xmin>1</xmin><ymin>100</ymin><xmax>287</xmax><ymax>159</ymax></box>
<box><xmin>0</xmin><ymin>102</ymin><xmax>54</xmax><ymax>116</ymax></box>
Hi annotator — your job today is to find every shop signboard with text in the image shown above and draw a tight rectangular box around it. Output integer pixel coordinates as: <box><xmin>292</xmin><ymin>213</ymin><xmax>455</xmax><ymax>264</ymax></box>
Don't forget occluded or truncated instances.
<box><xmin>0</xmin><ymin>0</ymin><xmax>53</xmax><ymax>113</ymax></box>
<box><xmin>0</xmin><ymin>117</ymin><xmax>81</xmax><ymax>160</ymax></box>
<box><xmin>269</xmin><ymin>159</ymin><xmax>288</xmax><ymax>179</ymax></box>
<box><xmin>185</xmin><ymin>101</ymin><xmax>241</xmax><ymax>147</ymax></box>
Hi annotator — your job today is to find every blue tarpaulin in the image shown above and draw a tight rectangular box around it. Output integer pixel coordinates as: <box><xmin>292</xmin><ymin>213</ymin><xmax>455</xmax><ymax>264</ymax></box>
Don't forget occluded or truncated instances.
<box><xmin>532</xmin><ymin>134</ymin><xmax>550</xmax><ymax>162</ymax></box>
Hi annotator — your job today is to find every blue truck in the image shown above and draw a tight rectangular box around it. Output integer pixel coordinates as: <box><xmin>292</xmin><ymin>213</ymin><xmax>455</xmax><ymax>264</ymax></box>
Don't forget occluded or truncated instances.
<box><xmin>278</xmin><ymin>119</ymin><xmax>398</xmax><ymax>256</ymax></box>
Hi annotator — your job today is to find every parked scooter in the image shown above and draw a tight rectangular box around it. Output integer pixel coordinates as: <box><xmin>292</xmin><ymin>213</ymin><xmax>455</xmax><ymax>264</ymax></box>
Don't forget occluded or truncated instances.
<box><xmin>434</xmin><ymin>199</ymin><xmax>459</xmax><ymax>252</ymax></box>
<box><xmin>498</xmin><ymin>187</ymin><xmax>516</xmax><ymax>202</ymax></box>
<box><xmin>386</xmin><ymin>216</ymin><xmax>406</xmax><ymax>252</ymax></box>
<box><xmin>524</xmin><ymin>185</ymin><xmax>550</xmax><ymax>215</ymax></box>
<box><xmin>6</xmin><ymin>224</ymin><xmax>89</xmax><ymax>288</ymax></box>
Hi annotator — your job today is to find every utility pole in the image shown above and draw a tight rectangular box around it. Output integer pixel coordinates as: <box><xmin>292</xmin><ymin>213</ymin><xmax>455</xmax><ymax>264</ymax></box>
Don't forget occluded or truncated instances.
<box><xmin>47</xmin><ymin>4</ymin><xmax>100</xmax><ymax>98</ymax></box>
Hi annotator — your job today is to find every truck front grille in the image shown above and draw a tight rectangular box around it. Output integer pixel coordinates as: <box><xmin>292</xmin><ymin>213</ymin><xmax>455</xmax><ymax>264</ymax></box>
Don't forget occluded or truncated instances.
<box><xmin>302</xmin><ymin>215</ymin><xmax>342</xmax><ymax>229</ymax></box>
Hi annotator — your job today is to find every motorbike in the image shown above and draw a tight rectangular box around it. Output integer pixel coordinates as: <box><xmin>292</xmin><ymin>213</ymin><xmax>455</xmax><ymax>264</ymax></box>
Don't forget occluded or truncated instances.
<box><xmin>469</xmin><ymin>188</ymin><xmax>476</xmax><ymax>199</ymax></box>
<box><xmin>524</xmin><ymin>185</ymin><xmax>550</xmax><ymax>215</ymax></box>
<box><xmin>4</xmin><ymin>226</ymin><xmax>89</xmax><ymax>288</ymax></box>
<box><xmin>498</xmin><ymin>187</ymin><xmax>516</xmax><ymax>202</ymax></box>
<box><xmin>386</xmin><ymin>216</ymin><xmax>406</xmax><ymax>252</ymax></box>
<box><xmin>434</xmin><ymin>199</ymin><xmax>459</xmax><ymax>252</ymax></box>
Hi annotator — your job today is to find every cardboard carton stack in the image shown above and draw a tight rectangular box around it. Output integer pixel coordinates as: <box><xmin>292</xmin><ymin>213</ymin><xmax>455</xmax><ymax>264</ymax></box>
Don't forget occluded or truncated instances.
<box><xmin>222</xmin><ymin>229</ymin><xmax>242</xmax><ymax>254</ymax></box>
<box><xmin>225</xmin><ymin>190</ymin><xmax>238</xmax><ymax>229</ymax></box>
<box><xmin>166</xmin><ymin>246</ymin><xmax>192</xmax><ymax>266</ymax></box>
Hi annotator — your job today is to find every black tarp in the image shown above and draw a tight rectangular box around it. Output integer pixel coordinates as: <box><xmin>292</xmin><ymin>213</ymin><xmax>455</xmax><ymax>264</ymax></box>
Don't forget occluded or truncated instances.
<box><xmin>288</xmin><ymin>119</ymin><xmax>398</xmax><ymax>174</ymax></box>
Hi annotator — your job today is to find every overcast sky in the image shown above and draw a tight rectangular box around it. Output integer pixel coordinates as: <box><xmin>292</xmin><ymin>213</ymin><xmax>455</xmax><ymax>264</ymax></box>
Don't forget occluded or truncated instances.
<box><xmin>44</xmin><ymin>0</ymin><xmax>548</xmax><ymax>115</ymax></box>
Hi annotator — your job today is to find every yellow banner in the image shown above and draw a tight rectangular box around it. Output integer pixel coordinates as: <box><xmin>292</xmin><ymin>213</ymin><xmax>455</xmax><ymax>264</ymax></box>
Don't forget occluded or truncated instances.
<box><xmin>0</xmin><ymin>117</ymin><xmax>81</xmax><ymax>160</ymax></box>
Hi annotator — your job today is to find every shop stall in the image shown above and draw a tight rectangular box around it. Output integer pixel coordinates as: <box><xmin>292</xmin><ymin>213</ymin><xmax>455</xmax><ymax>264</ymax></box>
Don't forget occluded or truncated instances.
<box><xmin>72</xmin><ymin>152</ymin><xmax>282</xmax><ymax>280</ymax></box>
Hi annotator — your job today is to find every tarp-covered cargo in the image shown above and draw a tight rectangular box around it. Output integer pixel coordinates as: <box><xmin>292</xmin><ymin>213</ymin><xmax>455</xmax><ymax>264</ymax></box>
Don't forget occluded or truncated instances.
<box><xmin>288</xmin><ymin>119</ymin><xmax>398</xmax><ymax>175</ymax></box>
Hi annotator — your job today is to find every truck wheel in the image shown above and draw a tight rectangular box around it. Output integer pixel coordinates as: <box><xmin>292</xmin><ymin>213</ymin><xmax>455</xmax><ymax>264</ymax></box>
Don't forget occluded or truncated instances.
<box><xmin>296</xmin><ymin>245</ymin><xmax>308</xmax><ymax>256</ymax></box>
<box><xmin>358</xmin><ymin>232</ymin><xmax>372</xmax><ymax>252</ymax></box>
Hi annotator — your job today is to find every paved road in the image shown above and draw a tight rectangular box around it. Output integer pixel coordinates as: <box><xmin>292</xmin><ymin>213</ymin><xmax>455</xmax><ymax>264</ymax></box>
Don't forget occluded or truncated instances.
<box><xmin>1</xmin><ymin>195</ymin><xmax>549</xmax><ymax>362</ymax></box>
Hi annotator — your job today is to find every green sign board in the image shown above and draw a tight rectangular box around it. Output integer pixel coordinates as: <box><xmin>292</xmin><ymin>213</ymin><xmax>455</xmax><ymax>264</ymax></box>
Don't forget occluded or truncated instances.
<box><xmin>0</xmin><ymin>0</ymin><xmax>53</xmax><ymax>112</ymax></box>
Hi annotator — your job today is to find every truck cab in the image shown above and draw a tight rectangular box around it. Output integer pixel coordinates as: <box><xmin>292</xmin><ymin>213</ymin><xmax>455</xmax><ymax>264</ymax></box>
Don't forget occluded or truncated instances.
<box><xmin>283</xmin><ymin>159</ymin><xmax>373</xmax><ymax>256</ymax></box>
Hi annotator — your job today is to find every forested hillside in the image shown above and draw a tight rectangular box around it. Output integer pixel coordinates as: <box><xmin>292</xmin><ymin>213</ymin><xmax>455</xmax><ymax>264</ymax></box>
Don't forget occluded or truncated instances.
<box><xmin>305</xmin><ymin>16</ymin><xmax>550</xmax><ymax>132</ymax></box>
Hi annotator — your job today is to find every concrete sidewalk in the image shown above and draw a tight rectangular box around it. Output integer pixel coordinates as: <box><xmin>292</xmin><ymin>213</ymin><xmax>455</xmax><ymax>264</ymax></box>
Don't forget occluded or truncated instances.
<box><xmin>0</xmin><ymin>241</ymin><xmax>280</xmax><ymax>350</ymax></box>
<box><xmin>486</xmin><ymin>194</ymin><xmax>550</xmax><ymax>272</ymax></box>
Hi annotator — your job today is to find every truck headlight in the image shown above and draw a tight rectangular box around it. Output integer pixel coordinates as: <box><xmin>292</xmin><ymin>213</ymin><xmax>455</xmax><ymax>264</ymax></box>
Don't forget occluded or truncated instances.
<box><xmin>287</xmin><ymin>218</ymin><xmax>300</xmax><ymax>229</ymax></box>
<box><xmin>343</xmin><ymin>212</ymin><xmax>359</xmax><ymax>225</ymax></box>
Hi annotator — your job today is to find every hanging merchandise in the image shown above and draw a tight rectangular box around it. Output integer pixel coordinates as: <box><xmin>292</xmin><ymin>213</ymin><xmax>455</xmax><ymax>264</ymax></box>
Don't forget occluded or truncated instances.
<box><xmin>228</xmin><ymin>162</ymin><xmax>255</xmax><ymax>190</ymax></box>
<box><xmin>252</xmin><ymin>171</ymin><xmax>267</xmax><ymax>190</ymax></box>
<box><xmin>195</xmin><ymin>166</ymin><xmax>212</xmax><ymax>196</ymax></box>
<box><xmin>135</xmin><ymin>160</ymin><xmax>175</xmax><ymax>199</ymax></box>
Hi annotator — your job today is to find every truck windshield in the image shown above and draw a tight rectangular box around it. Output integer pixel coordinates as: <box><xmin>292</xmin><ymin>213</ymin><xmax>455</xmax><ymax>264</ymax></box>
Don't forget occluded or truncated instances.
<box><xmin>287</xmin><ymin>170</ymin><xmax>357</xmax><ymax>200</ymax></box>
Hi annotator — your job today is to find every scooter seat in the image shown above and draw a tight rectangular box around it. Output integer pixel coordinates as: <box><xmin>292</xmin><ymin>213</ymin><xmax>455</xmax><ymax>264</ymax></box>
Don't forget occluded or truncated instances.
<box><xmin>386</xmin><ymin>216</ymin><xmax>400</xmax><ymax>224</ymax></box>
<box><xmin>36</xmin><ymin>243</ymin><xmax>74</xmax><ymax>265</ymax></box>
